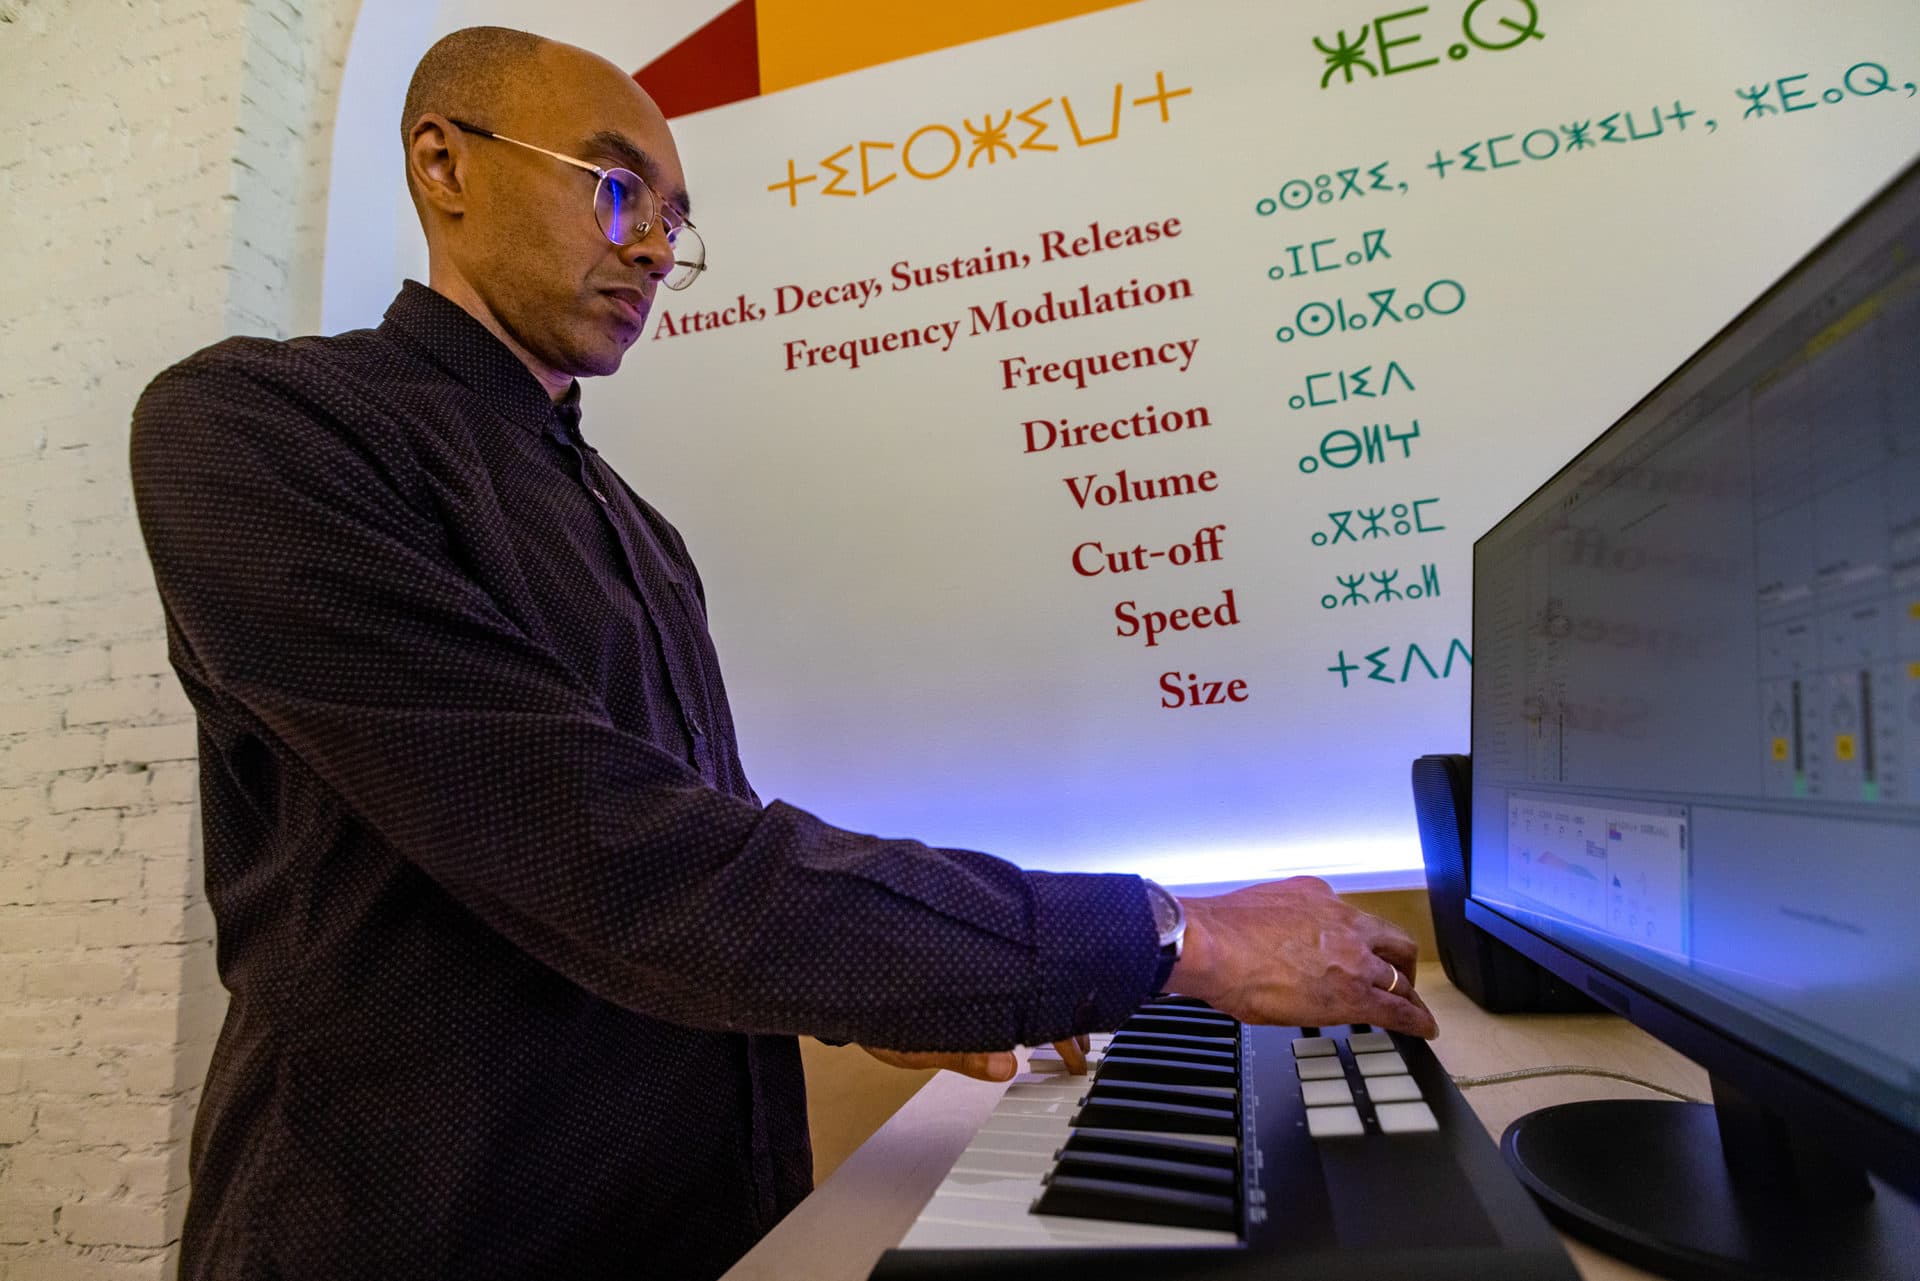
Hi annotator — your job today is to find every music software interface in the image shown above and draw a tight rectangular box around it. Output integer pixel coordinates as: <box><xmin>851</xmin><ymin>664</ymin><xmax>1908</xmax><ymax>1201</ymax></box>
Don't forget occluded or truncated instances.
<box><xmin>1472</xmin><ymin>186</ymin><xmax>1920</xmax><ymax>1129</ymax></box>
<box><xmin>1504</xmin><ymin>796</ymin><xmax>1688</xmax><ymax>957</ymax></box>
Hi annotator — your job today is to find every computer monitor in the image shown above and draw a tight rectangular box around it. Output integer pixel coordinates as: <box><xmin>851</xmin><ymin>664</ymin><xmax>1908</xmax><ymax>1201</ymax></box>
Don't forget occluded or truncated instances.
<box><xmin>1466</xmin><ymin>156</ymin><xmax>1920</xmax><ymax>1280</ymax></box>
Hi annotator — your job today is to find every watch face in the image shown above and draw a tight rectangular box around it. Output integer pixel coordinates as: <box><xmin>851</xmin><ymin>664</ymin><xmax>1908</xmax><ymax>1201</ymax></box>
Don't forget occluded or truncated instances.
<box><xmin>1146</xmin><ymin>881</ymin><xmax>1179</xmax><ymax>937</ymax></box>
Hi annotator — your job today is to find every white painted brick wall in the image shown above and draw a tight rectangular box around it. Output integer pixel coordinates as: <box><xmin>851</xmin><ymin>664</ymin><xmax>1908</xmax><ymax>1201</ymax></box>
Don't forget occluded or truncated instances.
<box><xmin>1</xmin><ymin>1</ymin><xmax>362</xmax><ymax>1275</ymax></box>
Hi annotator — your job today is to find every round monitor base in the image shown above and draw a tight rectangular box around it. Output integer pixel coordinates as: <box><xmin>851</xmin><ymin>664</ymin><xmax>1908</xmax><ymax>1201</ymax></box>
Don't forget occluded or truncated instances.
<box><xmin>1501</xmin><ymin>1099</ymin><xmax>1919</xmax><ymax>1280</ymax></box>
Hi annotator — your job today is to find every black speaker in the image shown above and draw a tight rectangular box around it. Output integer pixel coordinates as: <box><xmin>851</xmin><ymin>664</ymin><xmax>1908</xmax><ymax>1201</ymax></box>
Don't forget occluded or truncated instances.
<box><xmin>1412</xmin><ymin>753</ymin><xmax>1600</xmax><ymax>1014</ymax></box>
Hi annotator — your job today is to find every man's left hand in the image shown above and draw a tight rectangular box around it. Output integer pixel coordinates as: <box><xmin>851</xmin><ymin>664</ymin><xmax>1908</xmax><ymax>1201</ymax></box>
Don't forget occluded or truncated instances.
<box><xmin>859</xmin><ymin>1035</ymin><xmax>1094</xmax><ymax>1082</ymax></box>
<box><xmin>858</xmin><ymin>1045</ymin><xmax>1017</xmax><ymax>1081</ymax></box>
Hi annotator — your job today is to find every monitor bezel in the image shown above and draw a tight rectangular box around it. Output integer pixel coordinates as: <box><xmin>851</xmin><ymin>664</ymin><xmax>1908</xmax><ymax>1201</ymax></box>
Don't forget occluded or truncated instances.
<box><xmin>1465</xmin><ymin>152</ymin><xmax>1920</xmax><ymax>1203</ymax></box>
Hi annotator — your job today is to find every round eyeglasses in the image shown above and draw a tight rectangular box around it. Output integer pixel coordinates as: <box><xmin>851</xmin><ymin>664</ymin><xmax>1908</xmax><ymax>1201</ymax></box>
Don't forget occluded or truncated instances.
<box><xmin>447</xmin><ymin>118</ymin><xmax>707</xmax><ymax>291</ymax></box>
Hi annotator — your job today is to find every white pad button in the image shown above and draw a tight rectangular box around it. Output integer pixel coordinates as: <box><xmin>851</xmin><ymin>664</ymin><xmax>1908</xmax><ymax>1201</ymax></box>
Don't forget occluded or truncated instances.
<box><xmin>1300</xmin><ymin>1079</ymin><xmax>1355</xmax><ymax>1107</ymax></box>
<box><xmin>1375</xmin><ymin>1102</ymin><xmax>1439</xmax><ymax>1134</ymax></box>
<box><xmin>1305</xmin><ymin>1105</ymin><xmax>1365</xmax><ymax>1138</ymax></box>
<box><xmin>1365</xmin><ymin>1075</ymin><xmax>1424</xmax><ymax>1103</ymax></box>
<box><xmin>1295</xmin><ymin>1057</ymin><xmax>1346</xmax><ymax>1081</ymax></box>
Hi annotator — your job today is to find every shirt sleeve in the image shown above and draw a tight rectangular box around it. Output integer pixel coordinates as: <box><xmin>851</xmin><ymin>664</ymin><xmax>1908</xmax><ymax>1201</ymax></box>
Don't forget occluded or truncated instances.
<box><xmin>130</xmin><ymin>345</ymin><xmax>1160</xmax><ymax>1051</ymax></box>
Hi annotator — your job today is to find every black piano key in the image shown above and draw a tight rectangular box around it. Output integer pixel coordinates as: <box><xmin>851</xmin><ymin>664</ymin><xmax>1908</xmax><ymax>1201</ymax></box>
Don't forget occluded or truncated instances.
<box><xmin>1049</xmin><ymin>1149</ymin><xmax>1237</xmax><ymax>1192</ymax></box>
<box><xmin>1123</xmin><ymin>1013</ymin><xmax>1237</xmax><ymax>1035</ymax></box>
<box><xmin>1142</xmin><ymin>994</ymin><xmax>1220</xmax><ymax>1011</ymax></box>
<box><xmin>1085</xmin><ymin>1079</ymin><xmax>1237</xmax><ymax>1106</ymax></box>
<box><xmin>1070</xmin><ymin>1095</ymin><xmax>1237</xmax><ymax>1136</ymax></box>
<box><xmin>1107</xmin><ymin>1031</ymin><xmax>1237</xmax><ymax>1051</ymax></box>
<box><xmin>1134</xmin><ymin>1007</ymin><xmax>1232</xmax><ymax>1025</ymax></box>
<box><xmin>1094</xmin><ymin>1055</ymin><xmax>1239</xmax><ymax>1087</ymax></box>
<box><xmin>1137</xmin><ymin>998</ymin><xmax>1235</xmax><ymax>1017</ymax></box>
<box><xmin>1102</xmin><ymin>1041</ymin><xmax>1237</xmax><ymax>1066</ymax></box>
<box><xmin>1061</xmin><ymin>1128</ymin><xmax>1238</xmax><ymax>1167</ymax></box>
<box><xmin>1032</xmin><ymin>1174</ymin><xmax>1238</xmax><ymax>1234</ymax></box>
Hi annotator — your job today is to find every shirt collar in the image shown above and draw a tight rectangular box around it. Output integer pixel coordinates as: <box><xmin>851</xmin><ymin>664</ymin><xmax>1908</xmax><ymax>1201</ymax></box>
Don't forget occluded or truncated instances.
<box><xmin>552</xmin><ymin>383</ymin><xmax>591</xmax><ymax>449</ymax></box>
<box><xmin>379</xmin><ymin>280</ymin><xmax>579</xmax><ymax>436</ymax></box>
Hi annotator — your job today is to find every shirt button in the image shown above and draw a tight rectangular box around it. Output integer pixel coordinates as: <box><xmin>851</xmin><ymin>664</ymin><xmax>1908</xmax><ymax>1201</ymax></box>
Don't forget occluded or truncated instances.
<box><xmin>590</xmin><ymin>488</ymin><xmax>608</xmax><ymax>503</ymax></box>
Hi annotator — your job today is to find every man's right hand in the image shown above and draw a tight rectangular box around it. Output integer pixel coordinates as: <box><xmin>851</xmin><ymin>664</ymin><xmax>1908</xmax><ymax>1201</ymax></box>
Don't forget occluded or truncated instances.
<box><xmin>1167</xmin><ymin>877</ymin><xmax>1438</xmax><ymax>1039</ymax></box>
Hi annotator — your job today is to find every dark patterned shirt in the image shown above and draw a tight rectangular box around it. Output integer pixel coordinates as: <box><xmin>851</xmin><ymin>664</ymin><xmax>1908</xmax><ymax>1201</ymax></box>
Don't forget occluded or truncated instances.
<box><xmin>129</xmin><ymin>282</ymin><xmax>1161</xmax><ymax>1281</ymax></box>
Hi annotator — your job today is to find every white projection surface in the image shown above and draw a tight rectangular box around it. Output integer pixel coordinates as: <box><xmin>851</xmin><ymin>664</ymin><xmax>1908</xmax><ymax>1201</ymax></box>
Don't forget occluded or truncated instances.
<box><xmin>324</xmin><ymin>1</ymin><xmax>1920</xmax><ymax>888</ymax></box>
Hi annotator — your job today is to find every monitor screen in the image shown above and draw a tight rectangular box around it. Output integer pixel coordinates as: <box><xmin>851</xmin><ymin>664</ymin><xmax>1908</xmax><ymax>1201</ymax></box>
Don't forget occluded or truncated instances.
<box><xmin>1469</xmin><ymin>161</ymin><xmax>1920</xmax><ymax>1144</ymax></box>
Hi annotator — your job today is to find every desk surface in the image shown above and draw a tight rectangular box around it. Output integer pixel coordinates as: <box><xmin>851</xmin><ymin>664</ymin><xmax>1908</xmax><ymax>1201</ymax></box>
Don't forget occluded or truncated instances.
<box><xmin>723</xmin><ymin>974</ymin><xmax>1712</xmax><ymax>1281</ymax></box>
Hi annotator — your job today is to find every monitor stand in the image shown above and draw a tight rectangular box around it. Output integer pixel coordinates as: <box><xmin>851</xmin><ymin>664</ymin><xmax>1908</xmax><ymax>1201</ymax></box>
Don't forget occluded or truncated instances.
<box><xmin>1501</xmin><ymin>1078</ymin><xmax>1920</xmax><ymax>1279</ymax></box>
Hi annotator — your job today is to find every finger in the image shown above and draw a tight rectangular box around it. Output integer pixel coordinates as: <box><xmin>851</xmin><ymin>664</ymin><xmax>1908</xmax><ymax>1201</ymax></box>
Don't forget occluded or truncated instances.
<box><xmin>1372</xmin><ymin>957</ymin><xmax>1404</xmax><ymax>995</ymax></box>
<box><xmin>1363</xmin><ymin>986</ymin><xmax>1438</xmax><ymax>1039</ymax></box>
<box><xmin>1385</xmin><ymin>977</ymin><xmax>1433</xmax><ymax>1019</ymax></box>
<box><xmin>868</xmin><ymin>1048</ymin><xmax>1018</xmax><ymax>1080</ymax></box>
<box><xmin>1077</xmin><ymin>1033</ymin><xmax>1090</xmax><ymax>1053</ymax></box>
<box><xmin>957</xmin><ymin>1052</ymin><xmax>1017</xmax><ymax>1082</ymax></box>
<box><xmin>1053</xmin><ymin>1037</ymin><xmax>1089</xmax><ymax>1075</ymax></box>
<box><xmin>1366</xmin><ymin>924</ymin><xmax>1421</xmax><ymax>977</ymax></box>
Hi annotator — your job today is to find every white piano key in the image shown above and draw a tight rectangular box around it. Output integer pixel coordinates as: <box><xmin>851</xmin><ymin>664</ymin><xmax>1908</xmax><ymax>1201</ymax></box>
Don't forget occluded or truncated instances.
<box><xmin>950</xmin><ymin>1147</ymin><xmax>1058</xmax><ymax>1179</ymax></box>
<box><xmin>983</xmin><ymin>1106</ymin><xmax>1075</xmax><ymax>1121</ymax></box>
<box><xmin>975</xmin><ymin>1112</ymin><xmax>1072</xmax><ymax>1143</ymax></box>
<box><xmin>1000</xmin><ymin>1082</ymin><xmax>1087</xmax><ymax>1102</ymax></box>
<box><xmin>1026</xmin><ymin>1049</ymin><xmax>1107</xmax><ymax>1074</ymax></box>
<box><xmin>967</xmin><ymin>1126</ymin><xmax>1070</xmax><ymax>1157</ymax></box>
<box><xmin>898</xmin><ymin>1218</ymin><xmax>1068</xmax><ymax>1251</ymax></box>
<box><xmin>992</xmin><ymin>1097</ymin><xmax>1082</xmax><ymax>1119</ymax></box>
<box><xmin>904</xmin><ymin>1189</ymin><xmax>1240</xmax><ymax>1249</ymax></box>
<box><xmin>935</xmin><ymin>1168</ymin><xmax>1045</xmax><ymax>1203</ymax></box>
<box><xmin>1012</xmin><ymin>1066</ymin><xmax>1076</xmax><ymax>1082</ymax></box>
<box><xmin>1030</xmin><ymin>1035</ymin><xmax>1112</xmax><ymax>1052</ymax></box>
<box><xmin>897</xmin><ymin>1212</ymin><xmax>1235</xmax><ymax>1252</ymax></box>
<box><xmin>971</xmin><ymin>1120</ymin><xmax>1075</xmax><ymax>1158</ymax></box>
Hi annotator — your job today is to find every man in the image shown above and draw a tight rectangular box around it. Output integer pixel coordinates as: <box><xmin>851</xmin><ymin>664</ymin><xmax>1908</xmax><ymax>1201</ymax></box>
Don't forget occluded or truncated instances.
<box><xmin>130</xmin><ymin>26</ymin><xmax>1436</xmax><ymax>1281</ymax></box>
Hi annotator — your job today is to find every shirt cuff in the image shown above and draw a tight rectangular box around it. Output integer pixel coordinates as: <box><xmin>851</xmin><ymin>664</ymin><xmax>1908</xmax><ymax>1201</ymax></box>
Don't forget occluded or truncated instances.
<box><xmin>1150</xmin><ymin>942</ymin><xmax>1179</xmax><ymax>997</ymax></box>
<box><xmin>1021</xmin><ymin>871</ymin><xmax>1161</xmax><ymax>1044</ymax></box>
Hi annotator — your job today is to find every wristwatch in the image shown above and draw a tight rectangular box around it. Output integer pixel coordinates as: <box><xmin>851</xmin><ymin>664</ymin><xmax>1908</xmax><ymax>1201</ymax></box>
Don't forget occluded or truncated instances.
<box><xmin>1142</xmin><ymin>878</ymin><xmax>1187</xmax><ymax>995</ymax></box>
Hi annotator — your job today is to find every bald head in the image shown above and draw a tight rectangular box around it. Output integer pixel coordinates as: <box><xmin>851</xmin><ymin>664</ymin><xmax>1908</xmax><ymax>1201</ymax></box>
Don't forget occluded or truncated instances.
<box><xmin>401</xmin><ymin>28</ymin><xmax>686</xmax><ymax>211</ymax></box>
<box><xmin>397</xmin><ymin>27</ymin><xmax>690</xmax><ymax>396</ymax></box>
<box><xmin>401</xmin><ymin>26</ymin><xmax>549</xmax><ymax>155</ymax></box>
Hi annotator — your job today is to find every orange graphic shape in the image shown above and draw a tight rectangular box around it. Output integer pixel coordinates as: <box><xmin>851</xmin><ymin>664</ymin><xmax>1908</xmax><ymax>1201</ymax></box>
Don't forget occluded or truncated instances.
<box><xmin>636</xmin><ymin>0</ymin><xmax>1141</xmax><ymax>118</ymax></box>
<box><xmin>756</xmin><ymin>0</ymin><xmax>1139</xmax><ymax>94</ymax></box>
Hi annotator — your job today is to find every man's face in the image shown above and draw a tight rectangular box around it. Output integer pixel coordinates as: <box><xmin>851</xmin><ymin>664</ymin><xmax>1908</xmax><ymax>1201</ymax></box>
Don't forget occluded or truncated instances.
<box><xmin>449</xmin><ymin>47</ymin><xmax>690</xmax><ymax>382</ymax></box>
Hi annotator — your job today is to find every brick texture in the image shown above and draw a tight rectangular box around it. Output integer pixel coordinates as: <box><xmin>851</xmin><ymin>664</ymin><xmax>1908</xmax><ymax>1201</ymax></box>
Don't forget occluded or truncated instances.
<box><xmin>0</xmin><ymin>0</ymin><xmax>363</xmax><ymax>1273</ymax></box>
